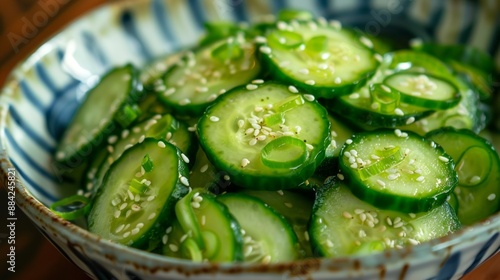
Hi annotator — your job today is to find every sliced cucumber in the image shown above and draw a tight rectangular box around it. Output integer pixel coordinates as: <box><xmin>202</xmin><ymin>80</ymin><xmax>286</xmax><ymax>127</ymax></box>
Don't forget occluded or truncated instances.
<box><xmin>197</xmin><ymin>81</ymin><xmax>330</xmax><ymax>190</ymax></box>
<box><xmin>339</xmin><ymin>129</ymin><xmax>457</xmax><ymax>213</ymax></box>
<box><xmin>158</xmin><ymin>35</ymin><xmax>261</xmax><ymax>116</ymax></box>
<box><xmin>87</xmin><ymin>139</ymin><xmax>189</xmax><ymax>249</ymax></box>
<box><xmin>383</xmin><ymin>72</ymin><xmax>460</xmax><ymax>110</ymax></box>
<box><xmin>55</xmin><ymin>64</ymin><xmax>142</xmax><ymax>165</ymax></box>
<box><xmin>260</xmin><ymin>20</ymin><xmax>379</xmax><ymax>98</ymax></box>
<box><xmin>427</xmin><ymin>127</ymin><xmax>500</xmax><ymax>225</ymax></box>
<box><xmin>90</xmin><ymin>114</ymin><xmax>196</xmax><ymax>193</ymax></box>
<box><xmin>167</xmin><ymin>189</ymin><xmax>243</xmax><ymax>262</ymax></box>
<box><xmin>218</xmin><ymin>193</ymin><xmax>299</xmax><ymax>263</ymax></box>
<box><xmin>309</xmin><ymin>179</ymin><xmax>461</xmax><ymax>257</ymax></box>
<box><xmin>241</xmin><ymin>189</ymin><xmax>314</xmax><ymax>258</ymax></box>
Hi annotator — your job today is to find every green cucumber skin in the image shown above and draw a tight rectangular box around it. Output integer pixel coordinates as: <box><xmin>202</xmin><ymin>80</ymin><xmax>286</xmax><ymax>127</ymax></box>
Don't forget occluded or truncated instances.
<box><xmin>339</xmin><ymin>129</ymin><xmax>458</xmax><ymax>213</ymax></box>
<box><xmin>426</xmin><ymin>127</ymin><xmax>500</xmax><ymax>225</ymax></box>
<box><xmin>56</xmin><ymin>64</ymin><xmax>144</xmax><ymax>166</ymax></box>
<box><xmin>87</xmin><ymin>139</ymin><xmax>189</xmax><ymax>250</ymax></box>
<box><xmin>197</xmin><ymin>82</ymin><xmax>330</xmax><ymax>191</ymax></box>
<box><xmin>260</xmin><ymin>27</ymin><xmax>379</xmax><ymax>99</ymax></box>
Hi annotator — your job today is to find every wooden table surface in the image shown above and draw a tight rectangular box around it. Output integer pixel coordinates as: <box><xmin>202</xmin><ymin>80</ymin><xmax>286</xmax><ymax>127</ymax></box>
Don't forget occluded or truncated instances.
<box><xmin>0</xmin><ymin>1</ymin><xmax>499</xmax><ymax>279</ymax></box>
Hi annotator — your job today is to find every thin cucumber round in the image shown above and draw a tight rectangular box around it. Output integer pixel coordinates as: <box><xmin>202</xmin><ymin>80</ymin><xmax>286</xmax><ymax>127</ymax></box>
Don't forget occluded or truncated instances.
<box><xmin>309</xmin><ymin>179</ymin><xmax>461</xmax><ymax>257</ymax></box>
<box><xmin>197</xmin><ymin>81</ymin><xmax>330</xmax><ymax>190</ymax></box>
<box><xmin>218</xmin><ymin>193</ymin><xmax>299</xmax><ymax>263</ymax></box>
<box><xmin>87</xmin><ymin>138</ymin><xmax>190</xmax><ymax>249</ymax></box>
<box><xmin>260</xmin><ymin>20</ymin><xmax>379</xmax><ymax>98</ymax></box>
<box><xmin>158</xmin><ymin>35</ymin><xmax>261</xmax><ymax>116</ymax></box>
<box><xmin>339</xmin><ymin>129</ymin><xmax>457</xmax><ymax>213</ymax></box>
<box><xmin>426</xmin><ymin>127</ymin><xmax>500</xmax><ymax>225</ymax></box>
<box><xmin>55</xmin><ymin>64</ymin><xmax>142</xmax><ymax>165</ymax></box>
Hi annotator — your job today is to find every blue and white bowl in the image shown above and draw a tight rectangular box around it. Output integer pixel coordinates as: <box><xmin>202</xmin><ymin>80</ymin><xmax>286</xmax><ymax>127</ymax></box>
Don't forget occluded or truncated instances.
<box><xmin>1</xmin><ymin>0</ymin><xmax>499</xmax><ymax>279</ymax></box>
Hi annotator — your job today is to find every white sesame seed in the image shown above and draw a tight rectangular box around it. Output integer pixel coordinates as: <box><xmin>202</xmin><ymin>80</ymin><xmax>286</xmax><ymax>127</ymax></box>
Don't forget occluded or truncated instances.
<box><xmin>259</xmin><ymin>46</ymin><xmax>272</xmax><ymax>54</ymax></box>
<box><xmin>169</xmin><ymin>244</ymin><xmax>179</xmax><ymax>252</ymax></box>
<box><xmin>394</xmin><ymin>108</ymin><xmax>405</xmax><ymax>116</ymax></box>
<box><xmin>305</xmin><ymin>79</ymin><xmax>316</xmax><ymax>85</ymax></box>
<box><xmin>223</xmin><ymin>175</ymin><xmax>230</xmax><ymax>181</ymax></box>
<box><xmin>342</xmin><ymin>211</ymin><xmax>353</xmax><ymax>219</ymax></box>
<box><xmin>350</xmin><ymin>163</ymin><xmax>358</xmax><ymax>169</ymax></box>
<box><xmin>358</xmin><ymin>230</ymin><xmax>367</xmax><ymax>238</ymax></box>
<box><xmin>408</xmin><ymin>238</ymin><xmax>419</xmax><ymax>245</ymax></box>
<box><xmin>346</xmin><ymin>139</ymin><xmax>353</xmax><ymax>144</ymax></box>
<box><xmin>123</xmin><ymin>232</ymin><xmax>130</xmax><ymax>238</ymax></box>
<box><xmin>252</xmin><ymin>79</ymin><xmax>264</xmax><ymax>84</ymax></box>
<box><xmin>257</xmin><ymin>135</ymin><xmax>267</xmax><ymax>141</ymax></box>
<box><xmin>406</xmin><ymin>117</ymin><xmax>416</xmax><ymax>125</ymax></box>
<box><xmin>488</xmin><ymin>193</ymin><xmax>496</xmax><ymax>201</ymax></box>
<box><xmin>114</xmin><ymin>210</ymin><xmax>121</xmax><ymax>219</ymax></box>
<box><xmin>246</xmin><ymin>84</ymin><xmax>258</xmax><ymax>91</ymax></box>
<box><xmin>162</xmin><ymin>234</ymin><xmax>168</xmax><ymax>245</ymax></box>
<box><xmin>164</xmin><ymin>88</ymin><xmax>176</xmax><ymax>96</ymax></box>
<box><xmin>180</xmin><ymin>176</ymin><xmax>189</xmax><ymax>186</ymax></box>
<box><xmin>249</xmin><ymin>138</ymin><xmax>258</xmax><ymax>146</ymax></box>
<box><xmin>376</xmin><ymin>180</ymin><xmax>386</xmax><ymax>187</ymax></box>
<box><xmin>337</xmin><ymin>173</ymin><xmax>345</xmax><ymax>180</ymax></box>
<box><xmin>288</xmin><ymin>85</ymin><xmax>299</xmax><ymax>93</ymax></box>
<box><xmin>210</xmin><ymin>116</ymin><xmax>220</xmax><ymax>122</ymax></box>
<box><xmin>334</xmin><ymin>77</ymin><xmax>342</xmax><ymax>84</ymax></box>
<box><xmin>131</xmin><ymin>228</ymin><xmax>140</xmax><ymax>235</ymax></box>
<box><xmin>393</xmin><ymin>222</ymin><xmax>404</xmax><ymax>228</ymax></box>
<box><xmin>303</xmin><ymin>94</ymin><xmax>315</xmax><ymax>101</ymax></box>
<box><xmin>200</xmin><ymin>164</ymin><xmax>209</xmax><ymax>173</ymax></box>
<box><xmin>416</xmin><ymin>176</ymin><xmax>425</xmax><ymax>182</ymax></box>
<box><xmin>438</xmin><ymin>156</ymin><xmax>450</xmax><ymax>163</ymax></box>
<box><xmin>157</xmin><ymin>141</ymin><xmax>166</xmax><ymax>148</ymax></box>
<box><xmin>469</xmin><ymin>176</ymin><xmax>481</xmax><ymax>184</ymax></box>
<box><xmin>138</xmin><ymin>135</ymin><xmax>145</xmax><ymax>144</ymax></box>
<box><xmin>121</xmin><ymin>129</ymin><xmax>130</xmax><ymax>139</ymax></box>
<box><xmin>360</xmin><ymin>36</ymin><xmax>374</xmax><ymax>48</ymax></box>
<box><xmin>349</xmin><ymin>93</ymin><xmax>360</xmax><ymax>99</ymax></box>
<box><xmin>181</xmin><ymin>153</ymin><xmax>190</xmax><ymax>163</ymax></box>
<box><xmin>115</xmin><ymin>224</ymin><xmax>125</xmax><ymax>233</ymax></box>
<box><xmin>374</xmin><ymin>54</ymin><xmax>383</xmax><ymax>62</ymax></box>
<box><xmin>298</xmin><ymin>68</ymin><xmax>309</xmax><ymax>75</ymax></box>
<box><xmin>191</xmin><ymin>201</ymin><xmax>201</xmax><ymax>208</ymax></box>
<box><xmin>255</xmin><ymin>36</ymin><xmax>267</xmax><ymax>43</ymax></box>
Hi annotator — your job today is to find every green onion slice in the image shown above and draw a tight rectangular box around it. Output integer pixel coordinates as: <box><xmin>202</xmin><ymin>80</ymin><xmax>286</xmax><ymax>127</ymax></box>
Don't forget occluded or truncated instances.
<box><xmin>355</xmin><ymin>146</ymin><xmax>405</xmax><ymax>181</ymax></box>
<box><xmin>181</xmin><ymin>238</ymin><xmax>203</xmax><ymax>262</ymax></box>
<box><xmin>263</xmin><ymin>113</ymin><xmax>285</xmax><ymax>126</ymax></box>
<box><xmin>50</xmin><ymin>195</ymin><xmax>91</xmax><ymax>220</ymax></box>
<box><xmin>268</xmin><ymin>30</ymin><xmax>304</xmax><ymax>50</ymax></box>
<box><xmin>305</xmin><ymin>35</ymin><xmax>328</xmax><ymax>58</ymax></box>
<box><xmin>456</xmin><ymin>146</ymin><xmax>491</xmax><ymax>187</ymax></box>
<box><xmin>129</xmin><ymin>178</ymin><xmax>148</xmax><ymax>194</ymax></box>
<box><xmin>261</xmin><ymin>136</ymin><xmax>308</xmax><ymax>168</ymax></box>
<box><xmin>141</xmin><ymin>154</ymin><xmax>154</xmax><ymax>173</ymax></box>
<box><xmin>175</xmin><ymin>190</ymin><xmax>205</xmax><ymax>249</ymax></box>
<box><xmin>115</xmin><ymin>104</ymin><xmax>141</xmax><ymax>128</ymax></box>
<box><xmin>370</xmin><ymin>83</ymin><xmax>400</xmax><ymax>114</ymax></box>
<box><xmin>274</xmin><ymin>94</ymin><xmax>305</xmax><ymax>113</ymax></box>
<box><xmin>211</xmin><ymin>39</ymin><xmax>243</xmax><ymax>62</ymax></box>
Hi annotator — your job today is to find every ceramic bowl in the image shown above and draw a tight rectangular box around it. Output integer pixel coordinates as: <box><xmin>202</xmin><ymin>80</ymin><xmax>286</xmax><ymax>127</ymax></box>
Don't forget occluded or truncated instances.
<box><xmin>1</xmin><ymin>0</ymin><xmax>499</xmax><ymax>279</ymax></box>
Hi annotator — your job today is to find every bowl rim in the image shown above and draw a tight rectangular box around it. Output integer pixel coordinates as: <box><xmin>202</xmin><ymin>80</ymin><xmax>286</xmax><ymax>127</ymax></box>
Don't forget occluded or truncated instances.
<box><xmin>1</xmin><ymin>0</ymin><xmax>500</xmax><ymax>276</ymax></box>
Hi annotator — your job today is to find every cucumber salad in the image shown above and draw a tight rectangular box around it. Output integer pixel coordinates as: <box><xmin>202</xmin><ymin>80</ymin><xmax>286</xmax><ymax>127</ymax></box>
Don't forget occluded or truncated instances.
<box><xmin>51</xmin><ymin>10</ymin><xmax>500</xmax><ymax>263</ymax></box>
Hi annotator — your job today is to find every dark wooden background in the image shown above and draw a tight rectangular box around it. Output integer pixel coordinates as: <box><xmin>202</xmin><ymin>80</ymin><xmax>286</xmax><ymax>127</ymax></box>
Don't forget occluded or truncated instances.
<box><xmin>0</xmin><ymin>0</ymin><xmax>498</xmax><ymax>279</ymax></box>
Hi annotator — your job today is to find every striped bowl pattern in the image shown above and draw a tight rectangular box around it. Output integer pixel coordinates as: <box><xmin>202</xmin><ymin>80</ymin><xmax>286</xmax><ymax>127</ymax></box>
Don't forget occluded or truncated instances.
<box><xmin>1</xmin><ymin>0</ymin><xmax>499</xmax><ymax>279</ymax></box>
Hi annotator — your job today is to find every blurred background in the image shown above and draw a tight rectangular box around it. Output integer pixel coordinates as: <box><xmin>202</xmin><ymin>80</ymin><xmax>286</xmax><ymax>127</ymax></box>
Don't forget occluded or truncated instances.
<box><xmin>0</xmin><ymin>0</ymin><xmax>498</xmax><ymax>279</ymax></box>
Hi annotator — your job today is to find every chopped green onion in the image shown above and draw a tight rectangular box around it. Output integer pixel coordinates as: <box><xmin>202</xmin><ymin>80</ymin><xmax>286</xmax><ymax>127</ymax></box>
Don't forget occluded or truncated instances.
<box><xmin>115</xmin><ymin>104</ymin><xmax>141</xmax><ymax>128</ymax></box>
<box><xmin>181</xmin><ymin>238</ymin><xmax>203</xmax><ymax>262</ymax></box>
<box><xmin>268</xmin><ymin>30</ymin><xmax>304</xmax><ymax>50</ymax></box>
<box><xmin>274</xmin><ymin>94</ymin><xmax>305</xmax><ymax>113</ymax></box>
<box><xmin>129</xmin><ymin>178</ymin><xmax>148</xmax><ymax>194</ymax></box>
<box><xmin>370</xmin><ymin>83</ymin><xmax>400</xmax><ymax>114</ymax></box>
<box><xmin>277</xmin><ymin>9</ymin><xmax>314</xmax><ymax>22</ymax></box>
<box><xmin>175</xmin><ymin>190</ymin><xmax>205</xmax><ymax>249</ymax></box>
<box><xmin>263</xmin><ymin>113</ymin><xmax>284</xmax><ymax>126</ymax></box>
<box><xmin>211</xmin><ymin>40</ymin><xmax>243</xmax><ymax>62</ymax></box>
<box><xmin>456</xmin><ymin>146</ymin><xmax>490</xmax><ymax>187</ymax></box>
<box><xmin>141</xmin><ymin>154</ymin><xmax>154</xmax><ymax>173</ymax></box>
<box><xmin>50</xmin><ymin>195</ymin><xmax>91</xmax><ymax>220</ymax></box>
<box><xmin>305</xmin><ymin>35</ymin><xmax>328</xmax><ymax>58</ymax></box>
<box><xmin>355</xmin><ymin>146</ymin><xmax>405</xmax><ymax>181</ymax></box>
<box><xmin>261</xmin><ymin>136</ymin><xmax>307</xmax><ymax>168</ymax></box>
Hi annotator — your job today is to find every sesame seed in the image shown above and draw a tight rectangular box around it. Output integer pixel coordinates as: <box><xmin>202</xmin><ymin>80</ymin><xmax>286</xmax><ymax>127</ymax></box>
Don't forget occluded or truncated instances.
<box><xmin>259</xmin><ymin>46</ymin><xmax>272</xmax><ymax>54</ymax></box>
<box><xmin>393</xmin><ymin>222</ymin><xmax>404</xmax><ymax>228</ymax></box>
<box><xmin>246</xmin><ymin>84</ymin><xmax>259</xmax><ymax>91</ymax></box>
<box><xmin>394</xmin><ymin>108</ymin><xmax>405</xmax><ymax>116</ymax></box>
<box><xmin>148</xmin><ymin>212</ymin><xmax>156</xmax><ymax>220</ymax></box>
<box><xmin>298</xmin><ymin>68</ymin><xmax>309</xmax><ymax>75</ymax></box>
<box><xmin>469</xmin><ymin>176</ymin><xmax>481</xmax><ymax>184</ymax></box>
<box><xmin>360</xmin><ymin>36</ymin><xmax>374</xmax><ymax>48</ymax></box>
<box><xmin>138</xmin><ymin>135</ymin><xmax>145</xmax><ymax>144</ymax></box>
<box><xmin>374</xmin><ymin>54</ymin><xmax>383</xmax><ymax>62</ymax></box>
<box><xmin>115</xmin><ymin>224</ymin><xmax>125</xmax><ymax>233</ymax></box>
<box><xmin>358</xmin><ymin>230</ymin><xmax>367</xmax><ymax>238</ymax></box>
<box><xmin>255</xmin><ymin>36</ymin><xmax>267</xmax><ymax>43</ymax></box>
<box><xmin>406</xmin><ymin>117</ymin><xmax>416</xmax><ymax>125</ymax></box>
<box><xmin>409</xmin><ymin>213</ymin><xmax>416</xmax><ymax>218</ymax></box>
<box><xmin>438</xmin><ymin>156</ymin><xmax>450</xmax><ymax>163</ymax></box>
<box><xmin>337</xmin><ymin>173</ymin><xmax>345</xmax><ymax>180</ymax></box>
<box><xmin>114</xmin><ymin>210</ymin><xmax>121</xmax><ymax>218</ymax></box>
<box><xmin>416</xmin><ymin>176</ymin><xmax>425</xmax><ymax>182</ymax></box>
<box><xmin>223</xmin><ymin>175</ymin><xmax>230</xmax><ymax>181</ymax></box>
<box><xmin>249</xmin><ymin>138</ymin><xmax>258</xmax><ymax>146</ymax></box>
<box><xmin>334</xmin><ymin>77</ymin><xmax>342</xmax><ymax>84</ymax></box>
<box><xmin>191</xmin><ymin>201</ymin><xmax>201</xmax><ymax>208</ymax></box>
<box><xmin>306</xmin><ymin>143</ymin><xmax>314</xmax><ymax>150</ymax></box>
<box><xmin>300</xmin><ymin>94</ymin><xmax>315</xmax><ymax>102</ymax></box>
<box><xmin>121</xmin><ymin>129</ymin><xmax>130</xmax><ymax>139</ymax></box>
<box><xmin>488</xmin><ymin>193</ymin><xmax>496</xmax><ymax>201</ymax></box>
<box><xmin>288</xmin><ymin>85</ymin><xmax>299</xmax><ymax>93</ymax></box>
<box><xmin>408</xmin><ymin>238</ymin><xmax>419</xmax><ymax>245</ymax></box>
<box><xmin>349</xmin><ymin>93</ymin><xmax>360</xmax><ymax>99</ymax></box>
<box><xmin>277</xmin><ymin>190</ymin><xmax>284</xmax><ymax>196</ymax></box>
<box><xmin>131</xmin><ymin>228</ymin><xmax>140</xmax><ymax>235</ymax></box>
<box><xmin>179</xmin><ymin>98</ymin><xmax>191</xmax><ymax>105</ymax></box>
<box><xmin>164</xmin><ymin>88</ymin><xmax>176</xmax><ymax>96</ymax></box>
<box><xmin>162</xmin><ymin>235</ymin><xmax>168</xmax><ymax>245</ymax></box>
<box><xmin>169</xmin><ymin>244</ymin><xmax>179</xmax><ymax>252</ymax></box>
<box><xmin>350</xmin><ymin>163</ymin><xmax>358</xmax><ymax>169</ymax></box>
<box><xmin>131</xmin><ymin>204</ymin><xmax>141</xmax><ymax>211</ymax></box>
<box><xmin>305</xmin><ymin>79</ymin><xmax>316</xmax><ymax>85</ymax></box>
<box><xmin>209</xmin><ymin>116</ymin><xmax>220</xmax><ymax>122</ymax></box>
<box><xmin>342</xmin><ymin>211</ymin><xmax>353</xmax><ymax>219</ymax></box>
<box><xmin>180</xmin><ymin>176</ymin><xmax>190</xmax><ymax>186</ymax></box>
<box><xmin>346</xmin><ymin>139</ymin><xmax>353</xmax><ymax>144</ymax></box>
<box><xmin>181</xmin><ymin>153</ymin><xmax>190</xmax><ymax>163</ymax></box>
<box><xmin>123</xmin><ymin>232</ymin><xmax>130</xmax><ymax>238</ymax></box>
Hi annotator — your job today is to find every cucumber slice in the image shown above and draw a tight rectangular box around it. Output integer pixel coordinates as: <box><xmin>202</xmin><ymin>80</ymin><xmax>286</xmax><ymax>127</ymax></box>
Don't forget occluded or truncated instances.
<box><xmin>240</xmin><ymin>189</ymin><xmax>314</xmax><ymax>258</ymax></box>
<box><xmin>310</xmin><ymin>180</ymin><xmax>461</xmax><ymax>257</ymax></box>
<box><xmin>158</xmin><ymin>35</ymin><xmax>261</xmax><ymax>116</ymax></box>
<box><xmin>427</xmin><ymin>127</ymin><xmax>500</xmax><ymax>225</ymax></box>
<box><xmin>90</xmin><ymin>114</ymin><xmax>196</xmax><ymax>193</ymax></box>
<box><xmin>218</xmin><ymin>193</ymin><xmax>299</xmax><ymax>263</ymax></box>
<box><xmin>55</xmin><ymin>64</ymin><xmax>142</xmax><ymax>165</ymax></box>
<box><xmin>339</xmin><ymin>129</ymin><xmax>457</xmax><ymax>213</ymax></box>
<box><xmin>197</xmin><ymin>81</ymin><xmax>330</xmax><ymax>190</ymax></box>
<box><xmin>260</xmin><ymin>20</ymin><xmax>379</xmax><ymax>98</ymax></box>
<box><xmin>384</xmin><ymin>72</ymin><xmax>460</xmax><ymax>110</ymax></box>
<box><xmin>166</xmin><ymin>190</ymin><xmax>243</xmax><ymax>262</ymax></box>
<box><xmin>87</xmin><ymin>139</ymin><xmax>189</xmax><ymax>249</ymax></box>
